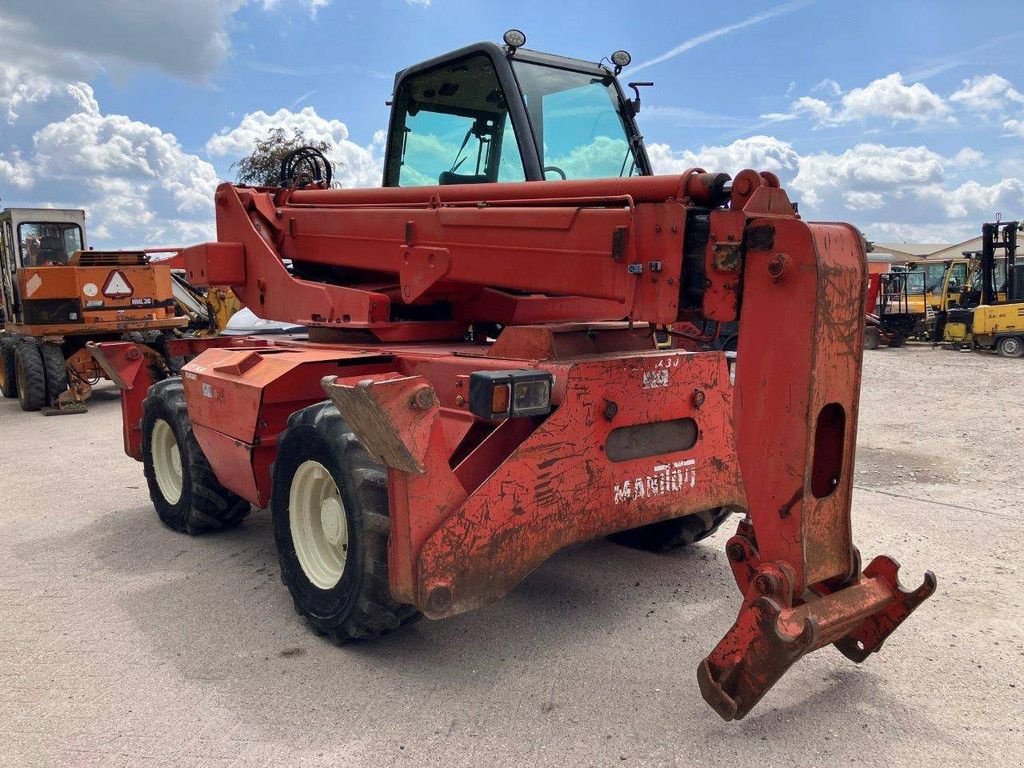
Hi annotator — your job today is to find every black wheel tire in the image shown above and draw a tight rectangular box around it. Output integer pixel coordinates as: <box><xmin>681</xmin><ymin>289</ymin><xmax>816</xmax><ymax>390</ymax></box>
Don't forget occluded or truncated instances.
<box><xmin>863</xmin><ymin>326</ymin><xmax>881</xmax><ymax>351</ymax></box>
<box><xmin>721</xmin><ymin>334</ymin><xmax>739</xmax><ymax>353</ymax></box>
<box><xmin>887</xmin><ymin>333</ymin><xmax>906</xmax><ymax>348</ymax></box>
<box><xmin>141</xmin><ymin>377</ymin><xmax>251</xmax><ymax>534</ymax></box>
<box><xmin>271</xmin><ymin>401</ymin><xmax>421</xmax><ymax>642</ymax></box>
<box><xmin>608</xmin><ymin>507</ymin><xmax>733</xmax><ymax>552</ymax></box>
<box><xmin>996</xmin><ymin>336</ymin><xmax>1024</xmax><ymax>358</ymax></box>
<box><xmin>0</xmin><ymin>335</ymin><xmax>17</xmax><ymax>398</ymax></box>
<box><xmin>39</xmin><ymin>343</ymin><xmax>68</xmax><ymax>405</ymax></box>
<box><xmin>14</xmin><ymin>340</ymin><xmax>46</xmax><ymax>412</ymax></box>
<box><xmin>153</xmin><ymin>331</ymin><xmax>188</xmax><ymax>375</ymax></box>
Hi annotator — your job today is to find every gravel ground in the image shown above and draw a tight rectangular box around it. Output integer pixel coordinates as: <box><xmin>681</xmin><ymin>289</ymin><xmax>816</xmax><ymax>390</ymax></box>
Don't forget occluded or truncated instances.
<box><xmin>0</xmin><ymin>345</ymin><xmax>1021</xmax><ymax>767</ymax></box>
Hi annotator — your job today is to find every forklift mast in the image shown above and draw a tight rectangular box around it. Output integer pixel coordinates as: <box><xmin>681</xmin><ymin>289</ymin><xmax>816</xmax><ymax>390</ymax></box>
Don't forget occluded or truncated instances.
<box><xmin>980</xmin><ymin>221</ymin><xmax>1020</xmax><ymax>305</ymax></box>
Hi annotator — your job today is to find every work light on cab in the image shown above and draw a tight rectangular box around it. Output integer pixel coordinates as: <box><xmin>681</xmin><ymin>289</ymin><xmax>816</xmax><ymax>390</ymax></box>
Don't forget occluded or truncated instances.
<box><xmin>503</xmin><ymin>29</ymin><xmax>526</xmax><ymax>52</ymax></box>
<box><xmin>610</xmin><ymin>49</ymin><xmax>631</xmax><ymax>73</ymax></box>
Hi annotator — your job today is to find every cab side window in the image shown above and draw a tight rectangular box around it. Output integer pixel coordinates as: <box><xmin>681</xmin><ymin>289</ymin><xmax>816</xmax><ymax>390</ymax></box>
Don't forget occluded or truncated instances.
<box><xmin>386</xmin><ymin>54</ymin><xmax>525</xmax><ymax>187</ymax></box>
<box><xmin>17</xmin><ymin>222</ymin><xmax>82</xmax><ymax>267</ymax></box>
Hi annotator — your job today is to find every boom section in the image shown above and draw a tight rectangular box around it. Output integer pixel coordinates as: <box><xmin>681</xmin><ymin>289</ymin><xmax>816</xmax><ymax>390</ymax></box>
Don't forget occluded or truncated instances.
<box><xmin>186</xmin><ymin>172</ymin><xmax>742</xmax><ymax>334</ymax></box>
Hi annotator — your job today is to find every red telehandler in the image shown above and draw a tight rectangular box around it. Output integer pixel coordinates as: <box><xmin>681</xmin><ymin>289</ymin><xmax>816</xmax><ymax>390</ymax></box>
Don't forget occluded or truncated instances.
<box><xmin>94</xmin><ymin>33</ymin><xmax>934</xmax><ymax>720</ymax></box>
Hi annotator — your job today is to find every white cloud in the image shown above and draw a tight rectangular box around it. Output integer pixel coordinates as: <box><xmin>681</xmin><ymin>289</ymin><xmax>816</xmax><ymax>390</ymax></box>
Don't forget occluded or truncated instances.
<box><xmin>0</xmin><ymin>66</ymin><xmax>218</xmax><ymax>247</ymax></box>
<box><xmin>790</xmin><ymin>73</ymin><xmax>951</xmax><ymax>126</ymax></box>
<box><xmin>863</xmin><ymin>220</ymin><xmax>984</xmax><ymax>244</ymax></box>
<box><xmin>404</xmin><ymin>0</ymin><xmax>432</xmax><ymax>6</ymax></box>
<box><xmin>0</xmin><ymin>64</ymin><xmax>99</xmax><ymax>125</ymax></box>
<box><xmin>790</xmin><ymin>96</ymin><xmax>833</xmax><ymax>124</ymax></box>
<box><xmin>263</xmin><ymin>0</ymin><xmax>332</xmax><ymax>18</ymax></box>
<box><xmin>206</xmin><ymin>106</ymin><xmax>383</xmax><ymax>187</ymax></box>
<box><xmin>0</xmin><ymin>149</ymin><xmax>33</xmax><ymax>190</ymax></box>
<box><xmin>843</xmin><ymin>191</ymin><xmax>884</xmax><ymax>210</ymax></box>
<box><xmin>0</xmin><ymin>1</ymin><xmax>333</xmax><ymax>82</ymax></box>
<box><xmin>782</xmin><ymin>72</ymin><xmax>950</xmax><ymax>126</ymax></box>
<box><xmin>812</xmin><ymin>78</ymin><xmax>842</xmax><ymax>97</ymax></box>
<box><xmin>648</xmin><ymin>135</ymin><xmax>801</xmax><ymax>176</ymax></box>
<box><xmin>791</xmin><ymin>143</ymin><xmax>946</xmax><ymax>208</ymax></box>
<box><xmin>950</xmin><ymin>147</ymin><xmax>985</xmax><ymax>167</ymax></box>
<box><xmin>914</xmin><ymin>178</ymin><xmax>1024</xmax><ymax>219</ymax></box>
<box><xmin>1004</xmin><ymin>119</ymin><xmax>1024</xmax><ymax>138</ymax></box>
<box><xmin>950</xmin><ymin>74</ymin><xmax>1024</xmax><ymax>114</ymax></box>
<box><xmin>647</xmin><ymin>134</ymin><xmax>1020</xmax><ymax>243</ymax></box>
<box><xmin>839</xmin><ymin>74</ymin><xmax>950</xmax><ymax>123</ymax></box>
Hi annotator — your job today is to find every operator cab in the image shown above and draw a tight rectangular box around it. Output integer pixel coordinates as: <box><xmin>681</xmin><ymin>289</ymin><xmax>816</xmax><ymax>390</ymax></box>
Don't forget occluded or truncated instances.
<box><xmin>383</xmin><ymin>31</ymin><xmax>653</xmax><ymax>187</ymax></box>
<box><xmin>0</xmin><ymin>208</ymin><xmax>86</xmax><ymax>324</ymax></box>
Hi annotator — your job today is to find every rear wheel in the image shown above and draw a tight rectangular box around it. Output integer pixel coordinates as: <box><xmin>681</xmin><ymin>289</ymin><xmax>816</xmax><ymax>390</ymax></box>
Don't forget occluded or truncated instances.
<box><xmin>141</xmin><ymin>377</ymin><xmax>250</xmax><ymax>534</ymax></box>
<box><xmin>39</xmin><ymin>343</ymin><xmax>68</xmax><ymax>405</ymax></box>
<box><xmin>14</xmin><ymin>340</ymin><xmax>46</xmax><ymax>411</ymax></box>
<box><xmin>887</xmin><ymin>333</ymin><xmax>906</xmax><ymax>348</ymax></box>
<box><xmin>271</xmin><ymin>402</ymin><xmax>420</xmax><ymax>642</ymax></box>
<box><xmin>608</xmin><ymin>507</ymin><xmax>733</xmax><ymax>552</ymax></box>
<box><xmin>996</xmin><ymin>336</ymin><xmax>1023</xmax><ymax>358</ymax></box>
<box><xmin>0</xmin><ymin>336</ymin><xmax>17</xmax><ymax>398</ymax></box>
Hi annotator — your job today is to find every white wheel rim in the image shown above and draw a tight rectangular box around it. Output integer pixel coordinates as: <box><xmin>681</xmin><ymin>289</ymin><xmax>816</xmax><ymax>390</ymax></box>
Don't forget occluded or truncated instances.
<box><xmin>289</xmin><ymin>460</ymin><xmax>349</xmax><ymax>590</ymax></box>
<box><xmin>152</xmin><ymin>419</ymin><xmax>184</xmax><ymax>504</ymax></box>
<box><xmin>1003</xmin><ymin>338</ymin><xmax>1020</xmax><ymax>355</ymax></box>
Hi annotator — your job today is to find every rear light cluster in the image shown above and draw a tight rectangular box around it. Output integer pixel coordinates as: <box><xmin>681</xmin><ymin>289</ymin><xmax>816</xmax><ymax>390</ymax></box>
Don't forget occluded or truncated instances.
<box><xmin>468</xmin><ymin>370</ymin><xmax>553</xmax><ymax>421</ymax></box>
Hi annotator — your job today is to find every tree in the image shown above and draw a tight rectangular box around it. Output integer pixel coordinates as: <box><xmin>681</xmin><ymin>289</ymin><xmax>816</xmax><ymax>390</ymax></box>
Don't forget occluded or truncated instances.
<box><xmin>232</xmin><ymin>127</ymin><xmax>334</xmax><ymax>187</ymax></box>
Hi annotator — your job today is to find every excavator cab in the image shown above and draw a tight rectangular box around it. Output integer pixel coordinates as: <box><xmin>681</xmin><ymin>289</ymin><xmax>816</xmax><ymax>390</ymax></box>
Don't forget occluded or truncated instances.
<box><xmin>383</xmin><ymin>33</ymin><xmax>652</xmax><ymax>187</ymax></box>
<box><xmin>0</xmin><ymin>208</ymin><xmax>86</xmax><ymax>325</ymax></box>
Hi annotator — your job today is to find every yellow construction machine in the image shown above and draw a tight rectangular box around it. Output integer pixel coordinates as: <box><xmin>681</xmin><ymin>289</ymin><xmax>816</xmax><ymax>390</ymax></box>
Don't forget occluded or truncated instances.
<box><xmin>940</xmin><ymin>221</ymin><xmax>1023</xmax><ymax>357</ymax></box>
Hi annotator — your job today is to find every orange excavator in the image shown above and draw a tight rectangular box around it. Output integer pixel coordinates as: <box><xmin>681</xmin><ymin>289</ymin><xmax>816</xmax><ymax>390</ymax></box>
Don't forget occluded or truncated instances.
<box><xmin>0</xmin><ymin>207</ymin><xmax>186</xmax><ymax>413</ymax></box>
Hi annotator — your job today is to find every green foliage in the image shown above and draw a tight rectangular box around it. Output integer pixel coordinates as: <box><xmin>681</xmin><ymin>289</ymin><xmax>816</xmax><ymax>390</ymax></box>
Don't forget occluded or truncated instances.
<box><xmin>232</xmin><ymin>128</ymin><xmax>334</xmax><ymax>187</ymax></box>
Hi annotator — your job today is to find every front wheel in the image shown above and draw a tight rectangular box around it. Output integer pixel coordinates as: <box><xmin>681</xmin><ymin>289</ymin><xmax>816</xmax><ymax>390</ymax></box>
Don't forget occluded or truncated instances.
<box><xmin>996</xmin><ymin>336</ymin><xmax>1024</xmax><ymax>358</ymax></box>
<box><xmin>141</xmin><ymin>377</ymin><xmax>250</xmax><ymax>534</ymax></box>
<box><xmin>14</xmin><ymin>340</ymin><xmax>46</xmax><ymax>411</ymax></box>
<box><xmin>39</xmin><ymin>343</ymin><xmax>68</xmax><ymax>405</ymax></box>
<box><xmin>608</xmin><ymin>507</ymin><xmax>733</xmax><ymax>552</ymax></box>
<box><xmin>0</xmin><ymin>336</ymin><xmax>17</xmax><ymax>398</ymax></box>
<box><xmin>271</xmin><ymin>402</ymin><xmax>420</xmax><ymax>642</ymax></box>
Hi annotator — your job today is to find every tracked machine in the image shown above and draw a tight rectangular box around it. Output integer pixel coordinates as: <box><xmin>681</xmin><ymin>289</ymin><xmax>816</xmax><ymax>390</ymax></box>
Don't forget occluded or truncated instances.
<box><xmin>97</xmin><ymin>32</ymin><xmax>935</xmax><ymax>720</ymax></box>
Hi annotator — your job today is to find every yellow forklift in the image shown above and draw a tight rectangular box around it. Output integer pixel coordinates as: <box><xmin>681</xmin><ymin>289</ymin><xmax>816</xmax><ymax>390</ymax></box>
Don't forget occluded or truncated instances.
<box><xmin>941</xmin><ymin>220</ymin><xmax>1023</xmax><ymax>357</ymax></box>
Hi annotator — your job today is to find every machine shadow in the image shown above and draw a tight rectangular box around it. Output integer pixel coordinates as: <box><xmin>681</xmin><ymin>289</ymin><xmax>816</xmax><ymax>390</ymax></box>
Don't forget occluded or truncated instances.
<box><xmin>76</xmin><ymin>503</ymin><xmax>751</xmax><ymax>721</ymax></box>
<box><xmin>64</xmin><ymin>505</ymin><xmax>931</xmax><ymax>746</ymax></box>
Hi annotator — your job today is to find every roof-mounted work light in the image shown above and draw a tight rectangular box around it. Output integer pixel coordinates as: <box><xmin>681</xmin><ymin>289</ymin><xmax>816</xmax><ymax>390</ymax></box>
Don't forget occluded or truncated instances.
<box><xmin>503</xmin><ymin>29</ymin><xmax>527</xmax><ymax>53</ymax></box>
<box><xmin>610</xmin><ymin>49</ymin><xmax>631</xmax><ymax>74</ymax></box>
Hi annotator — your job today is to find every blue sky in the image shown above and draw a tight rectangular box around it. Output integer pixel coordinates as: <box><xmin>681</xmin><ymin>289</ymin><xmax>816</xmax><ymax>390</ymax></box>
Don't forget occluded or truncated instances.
<box><xmin>1</xmin><ymin>0</ymin><xmax>1022</xmax><ymax>247</ymax></box>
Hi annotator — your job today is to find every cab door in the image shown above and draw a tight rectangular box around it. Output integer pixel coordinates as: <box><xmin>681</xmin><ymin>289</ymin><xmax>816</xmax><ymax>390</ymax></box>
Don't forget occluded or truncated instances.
<box><xmin>0</xmin><ymin>216</ymin><xmax>20</xmax><ymax>325</ymax></box>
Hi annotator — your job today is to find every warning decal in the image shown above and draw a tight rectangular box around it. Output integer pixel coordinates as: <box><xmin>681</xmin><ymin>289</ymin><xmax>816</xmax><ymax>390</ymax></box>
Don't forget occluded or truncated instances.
<box><xmin>102</xmin><ymin>270</ymin><xmax>133</xmax><ymax>298</ymax></box>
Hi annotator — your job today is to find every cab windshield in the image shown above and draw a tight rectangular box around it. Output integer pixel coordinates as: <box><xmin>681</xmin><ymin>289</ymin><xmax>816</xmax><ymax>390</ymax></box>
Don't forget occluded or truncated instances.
<box><xmin>18</xmin><ymin>222</ymin><xmax>82</xmax><ymax>267</ymax></box>
<box><xmin>511</xmin><ymin>60</ymin><xmax>641</xmax><ymax>180</ymax></box>
<box><xmin>903</xmin><ymin>271</ymin><xmax>925</xmax><ymax>294</ymax></box>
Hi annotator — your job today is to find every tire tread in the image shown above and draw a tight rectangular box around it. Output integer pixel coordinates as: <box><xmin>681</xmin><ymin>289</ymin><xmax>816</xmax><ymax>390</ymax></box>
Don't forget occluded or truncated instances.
<box><xmin>272</xmin><ymin>401</ymin><xmax>420</xmax><ymax>643</ymax></box>
<box><xmin>141</xmin><ymin>377</ymin><xmax>250</xmax><ymax>534</ymax></box>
